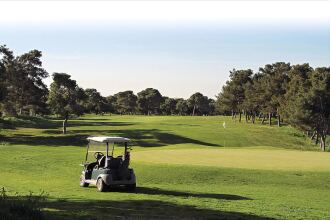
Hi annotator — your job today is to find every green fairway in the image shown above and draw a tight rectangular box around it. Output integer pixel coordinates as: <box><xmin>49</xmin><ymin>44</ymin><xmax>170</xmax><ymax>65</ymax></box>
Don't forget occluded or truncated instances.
<box><xmin>134</xmin><ymin>147</ymin><xmax>330</xmax><ymax>171</ymax></box>
<box><xmin>0</xmin><ymin>115</ymin><xmax>329</xmax><ymax>219</ymax></box>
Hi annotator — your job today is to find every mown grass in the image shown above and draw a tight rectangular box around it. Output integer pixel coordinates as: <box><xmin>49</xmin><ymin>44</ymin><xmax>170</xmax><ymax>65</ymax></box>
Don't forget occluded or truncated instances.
<box><xmin>0</xmin><ymin>115</ymin><xmax>329</xmax><ymax>219</ymax></box>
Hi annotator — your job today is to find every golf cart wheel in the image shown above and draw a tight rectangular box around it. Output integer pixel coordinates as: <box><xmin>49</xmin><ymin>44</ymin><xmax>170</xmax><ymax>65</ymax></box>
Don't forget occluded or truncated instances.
<box><xmin>80</xmin><ymin>175</ymin><xmax>89</xmax><ymax>187</ymax></box>
<box><xmin>96</xmin><ymin>178</ymin><xmax>107</xmax><ymax>192</ymax></box>
<box><xmin>126</xmin><ymin>183</ymin><xmax>136</xmax><ymax>191</ymax></box>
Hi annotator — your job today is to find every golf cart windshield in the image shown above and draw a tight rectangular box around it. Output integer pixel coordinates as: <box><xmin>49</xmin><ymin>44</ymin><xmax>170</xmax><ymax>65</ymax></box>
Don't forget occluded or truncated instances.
<box><xmin>85</xmin><ymin>137</ymin><xmax>131</xmax><ymax>163</ymax></box>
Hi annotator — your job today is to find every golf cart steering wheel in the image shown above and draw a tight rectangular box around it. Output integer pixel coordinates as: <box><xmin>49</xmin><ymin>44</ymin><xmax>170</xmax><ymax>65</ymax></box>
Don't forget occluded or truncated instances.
<box><xmin>94</xmin><ymin>152</ymin><xmax>104</xmax><ymax>160</ymax></box>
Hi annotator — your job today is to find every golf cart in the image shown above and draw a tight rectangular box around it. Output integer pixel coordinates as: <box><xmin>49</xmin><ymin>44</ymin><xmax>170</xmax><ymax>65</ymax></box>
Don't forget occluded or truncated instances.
<box><xmin>79</xmin><ymin>136</ymin><xmax>136</xmax><ymax>192</ymax></box>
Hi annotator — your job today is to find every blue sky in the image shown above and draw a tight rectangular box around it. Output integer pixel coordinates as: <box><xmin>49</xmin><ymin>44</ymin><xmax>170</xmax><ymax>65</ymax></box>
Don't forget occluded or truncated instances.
<box><xmin>0</xmin><ymin>1</ymin><xmax>329</xmax><ymax>99</ymax></box>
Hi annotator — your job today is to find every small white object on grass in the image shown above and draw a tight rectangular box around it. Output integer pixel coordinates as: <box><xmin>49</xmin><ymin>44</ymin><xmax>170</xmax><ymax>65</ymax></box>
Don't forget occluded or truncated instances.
<box><xmin>223</xmin><ymin>121</ymin><xmax>226</xmax><ymax>129</ymax></box>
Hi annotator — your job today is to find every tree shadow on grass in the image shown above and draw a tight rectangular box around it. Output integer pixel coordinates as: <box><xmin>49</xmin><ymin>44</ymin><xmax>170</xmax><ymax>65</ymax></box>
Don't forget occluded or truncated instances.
<box><xmin>41</xmin><ymin>198</ymin><xmax>274</xmax><ymax>220</ymax></box>
<box><xmin>2</xmin><ymin>134</ymin><xmax>88</xmax><ymax>147</ymax></box>
<box><xmin>109</xmin><ymin>186</ymin><xmax>251</xmax><ymax>201</ymax></box>
<box><xmin>4</xmin><ymin>128</ymin><xmax>220</xmax><ymax>147</ymax></box>
<box><xmin>66</xmin><ymin>121</ymin><xmax>137</xmax><ymax>127</ymax></box>
<box><xmin>1</xmin><ymin>117</ymin><xmax>136</xmax><ymax>130</ymax></box>
<box><xmin>70</xmin><ymin>118</ymin><xmax>112</xmax><ymax>121</ymax></box>
<box><xmin>45</xmin><ymin>128</ymin><xmax>220</xmax><ymax>147</ymax></box>
<box><xmin>0</xmin><ymin>117</ymin><xmax>61</xmax><ymax>129</ymax></box>
<box><xmin>1</xmin><ymin>195</ymin><xmax>275</xmax><ymax>220</ymax></box>
<box><xmin>4</xmin><ymin>127</ymin><xmax>220</xmax><ymax>147</ymax></box>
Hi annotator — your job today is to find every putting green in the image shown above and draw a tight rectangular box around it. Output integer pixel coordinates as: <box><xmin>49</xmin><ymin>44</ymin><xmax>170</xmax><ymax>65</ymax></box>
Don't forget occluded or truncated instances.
<box><xmin>133</xmin><ymin>146</ymin><xmax>330</xmax><ymax>171</ymax></box>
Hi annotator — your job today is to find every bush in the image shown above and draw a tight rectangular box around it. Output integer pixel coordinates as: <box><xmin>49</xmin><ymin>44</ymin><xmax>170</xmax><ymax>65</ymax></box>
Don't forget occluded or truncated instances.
<box><xmin>0</xmin><ymin>187</ymin><xmax>46</xmax><ymax>220</ymax></box>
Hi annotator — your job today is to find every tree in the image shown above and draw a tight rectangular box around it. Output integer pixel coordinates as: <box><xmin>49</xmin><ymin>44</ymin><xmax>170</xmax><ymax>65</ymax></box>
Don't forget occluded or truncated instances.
<box><xmin>0</xmin><ymin>45</ymin><xmax>16</xmax><ymax>116</ymax></box>
<box><xmin>216</xmin><ymin>69</ymin><xmax>253</xmax><ymax>121</ymax></box>
<box><xmin>0</xmin><ymin>53</ymin><xmax>6</xmax><ymax>110</ymax></box>
<box><xmin>176</xmin><ymin>99</ymin><xmax>189</xmax><ymax>115</ymax></box>
<box><xmin>0</xmin><ymin>45</ymin><xmax>49</xmax><ymax>116</ymax></box>
<box><xmin>187</xmin><ymin>92</ymin><xmax>210</xmax><ymax>116</ymax></box>
<box><xmin>84</xmin><ymin>88</ymin><xmax>107</xmax><ymax>114</ymax></box>
<box><xmin>208</xmin><ymin>98</ymin><xmax>216</xmax><ymax>115</ymax></box>
<box><xmin>290</xmin><ymin>67</ymin><xmax>330</xmax><ymax>151</ymax></box>
<box><xmin>137</xmin><ymin>88</ymin><xmax>162</xmax><ymax>115</ymax></box>
<box><xmin>105</xmin><ymin>95</ymin><xmax>118</xmax><ymax>114</ymax></box>
<box><xmin>115</xmin><ymin>90</ymin><xmax>137</xmax><ymax>114</ymax></box>
<box><xmin>16</xmin><ymin>49</ymin><xmax>49</xmax><ymax>115</ymax></box>
<box><xmin>257</xmin><ymin>62</ymin><xmax>291</xmax><ymax>126</ymax></box>
<box><xmin>47</xmin><ymin>73</ymin><xmax>85</xmax><ymax>134</ymax></box>
<box><xmin>216</xmin><ymin>83</ymin><xmax>236</xmax><ymax>116</ymax></box>
<box><xmin>160</xmin><ymin>97</ymin><xmax>177</xmax><ymax>115</ymax></box>
<box><xmin>281</xmin><ymin>64</ymin><xmax>313</xmax><ymax>126</ymax></box>
<box><xmin>243</xmin><ymin>77</ymin><xmax>262</xmax><ymax>124</ymax></box>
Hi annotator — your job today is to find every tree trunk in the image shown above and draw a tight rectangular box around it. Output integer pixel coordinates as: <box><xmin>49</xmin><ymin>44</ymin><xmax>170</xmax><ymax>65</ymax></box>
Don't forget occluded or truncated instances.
<box><xmin>245</xmin><ymin>112</ymin><xmax>248</xmax><ymax>123</ymax></box>
<box><xmin>29</xmin><ymin>109</ymin><xmax>34</xmax><ymax>117</ymax></box>
<box><xmin>277</xmin><ymin>114</ymin><xmax>281</xmax><ymax>127</ymax></box>
<box><xmin>252</xmin><ymin>113</ymin><xmax>256</xmax><ymax>124</ymax></box>
<box><xmin>192</xmin><ymin>105</ymin><xmax>196</xmax><ymax>116</ymax></box>
<box><xmin>315</xmin><ymin>132</ymin><xmax>319</xmax><ymax>145</ymax></box>
<box><xmin>239</xmin><ymin>111</ymin><xmax>242</xmax><ymax>123</ymax></box>
<box><xmin>311</xmin><ymin>131</ymin><xmax>317</xmax><ymax>140</ymax></box>
<box><xmin>63</xmin><ymin>112</ymin><xmax>68</xmax><ymax>134</ymax></box>
<box><xmin>231</xmin><ymin>110</ymin><xmax>234</xmax><ymax>120</ymax></box>
<box><xmin>269</xmin><ymin>113</ymin><xmax>272</xmax><ymax>126</ymax></box>
<box><xmin>320</xmin><ymin>134</ymin><xmax>326</xmax><ymax>151</ymax></box>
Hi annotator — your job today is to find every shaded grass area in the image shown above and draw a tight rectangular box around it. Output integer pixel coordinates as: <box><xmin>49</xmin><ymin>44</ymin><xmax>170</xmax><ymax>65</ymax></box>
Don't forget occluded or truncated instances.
<box><xmin>42</xmin><ymin>198</ymin><xmax>274</xmax><ymax>220</ymax></box>
<box><xmin>112</xmin><ymin>186</ymin><xmax>251</xmax><ymax>200</ymax></box>
<box><xmin>0</xmin><ymin>189</ymin><xmax>46</xmax><ymax>220</ymax></box>
<box><xmin>1</xmin><ymin>129</ymin><xmax>219</xmax><ymax>147</ymax></box>
<box><xmin>0</xmin><ymin>192</ymin><xmax>271</xmax><ymax>220</ymax></box>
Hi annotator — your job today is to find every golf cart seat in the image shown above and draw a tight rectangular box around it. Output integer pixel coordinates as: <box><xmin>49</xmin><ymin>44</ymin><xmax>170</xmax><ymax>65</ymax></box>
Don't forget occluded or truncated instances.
<box><xmin>86</xmin><ymin>162</ymin><xmax>97</xmax><ymax>170</ymax></box>
<box><xmin>107</xmin><ymin>157</ymin><xmax>122</xmax><ymax>169</ymax></box>
<box><xmin>98</xmin><ymin>156</ymin><xmax>106</xmax><ymax>168</ymax></box>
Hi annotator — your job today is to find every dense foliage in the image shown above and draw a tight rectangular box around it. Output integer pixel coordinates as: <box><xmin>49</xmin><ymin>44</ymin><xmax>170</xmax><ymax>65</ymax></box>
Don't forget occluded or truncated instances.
<box><xmin>0</xmin><ymin>45</ymin><xmax>49</xmax><ymax>116</ymax></box>
<box><xmin>216</xmin><ymin>62</ymin><xmax>330</xmax><ymax>150</ymax></box>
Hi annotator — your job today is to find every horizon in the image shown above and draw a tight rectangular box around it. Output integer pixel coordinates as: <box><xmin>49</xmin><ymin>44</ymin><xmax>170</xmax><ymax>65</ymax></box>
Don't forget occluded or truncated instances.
<box><xmin>1</xmin><ymin>1</ymin><xmax>329</xmax><ymax>99</ymax></box>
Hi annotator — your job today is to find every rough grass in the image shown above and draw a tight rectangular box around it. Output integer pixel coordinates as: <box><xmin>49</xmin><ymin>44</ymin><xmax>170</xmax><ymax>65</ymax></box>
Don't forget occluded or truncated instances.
<box><xmin>0</xmin><ymin>115</ymin><xmax>329</xmax><ymax>219</ymax></box>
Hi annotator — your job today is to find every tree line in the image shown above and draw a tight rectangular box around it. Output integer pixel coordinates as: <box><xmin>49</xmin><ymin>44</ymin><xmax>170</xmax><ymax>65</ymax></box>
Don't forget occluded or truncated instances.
<box><xmin>1</xmin><ymin>46</ymin><xmax>329</xmax><ymax>150</ymax></box>
<box><xmin>216</xmin><ymin>62</ymin><xmax>330</xmax><ymax>151</ymax></box>
<box><xmin>0</xmin><ymin>45</ymin><xmax>215</xmax><ymax>133</ymax></box>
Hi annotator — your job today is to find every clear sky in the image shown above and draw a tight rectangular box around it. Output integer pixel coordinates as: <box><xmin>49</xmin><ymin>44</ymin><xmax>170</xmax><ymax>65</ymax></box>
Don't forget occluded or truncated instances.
<box><xmin>0</xmin><ymin>1</ymin><xmax>329</xmax><ymax>99</ymax></box>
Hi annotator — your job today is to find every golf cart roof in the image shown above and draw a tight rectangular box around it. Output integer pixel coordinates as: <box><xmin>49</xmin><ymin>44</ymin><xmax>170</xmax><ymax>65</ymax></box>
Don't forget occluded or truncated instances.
<box><xmin>87</xmin><ymin>136</ymin><xmax>131</xmax><ymax>143</ymax></box>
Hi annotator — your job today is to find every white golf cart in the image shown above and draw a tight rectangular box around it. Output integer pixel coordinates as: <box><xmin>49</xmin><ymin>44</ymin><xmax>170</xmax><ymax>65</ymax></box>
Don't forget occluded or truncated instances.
<box><xmin>79</xmin><ymin>136</ymin><xmax>136</xmax><ymax>192</ymax></box>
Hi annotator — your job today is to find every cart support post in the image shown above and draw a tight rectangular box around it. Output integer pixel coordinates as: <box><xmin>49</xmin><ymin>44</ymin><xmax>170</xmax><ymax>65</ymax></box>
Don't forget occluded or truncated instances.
<box><xmin>106</xmin><ymin>142</ymin><xmax>109</xmax><ymax>157</ymax></box>
<box><xmin>85</xmin><ymin>142</ymin><xmax>90</xmax><ymax>162</ymax></box>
